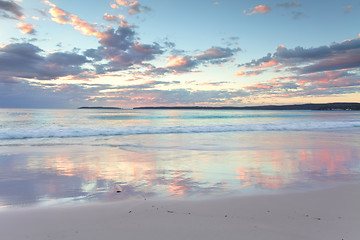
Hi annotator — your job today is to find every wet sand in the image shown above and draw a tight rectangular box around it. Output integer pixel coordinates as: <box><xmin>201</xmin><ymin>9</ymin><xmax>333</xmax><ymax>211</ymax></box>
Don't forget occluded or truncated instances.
<box><xmin>1</xmin><ymin>183</ymin><xmax>359</xmax><ymax>240</ymax></box>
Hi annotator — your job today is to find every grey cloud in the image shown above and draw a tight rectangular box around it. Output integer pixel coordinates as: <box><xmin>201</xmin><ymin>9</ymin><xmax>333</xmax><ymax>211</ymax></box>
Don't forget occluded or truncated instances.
<box><xmin>0</xmin><ymin>43</ymin><xmax>44</xmax><ymax>74</ymax></box>
<box><xmin>0</xmin><ymin>81</ymin><xmax>77</xmax><ymax>108</ymax></box>
<box><xmin>163</xmin><ymin>41</ymin><xmax>176</xmax><ymax>48</ymax></box>
<box><xmin>0</xmin><ymin>81</ymin><xmax>115</xmax><ymax>108</ymax></box>
<box><xmin>241</xmin><ymin>38</ymin><xmax>360</xmax><ymax>74</ymax></box>
<box><xmin>299</xmin><ymin>49</ymin><xmax>360</xmax><ymax>74</ymax></box>
<box><xmin>37</xmin><ymin>9</ymin><xmax>47</xmax><ymax>17</ymax></box>
<box><xmin>0</xmin><ymin>0</ymin><xmax>23</xmax><ymax>19</ymax></box>
<box><xmin>241</xmin><ymin>53</ymin><xmax>272</xmax><ymax>67</ymax></box>
<box><xmin>46</xmin><ymin>52</ymin><xmax>89</xmax><ymax>66</ymax></box>
<box><xmin>276</xmin><ymin>1</ymin><xmax>300</xmax><ymax>8</ymax></box>
<box><xmin>84</xmin><ymin>48</ymin><xmax>103</xmax><ymax>61</ymax></box>
<box><xmin>99</xmin><ymin>27</ymin><xmax>135</xmax><ymax>50</ymax></box>
<box><xmin>330</xmin><ymin>38</ymin><xmax>360</xmax><ymax>51</ymax></box>
<box><xmin>196</xmin><ymin>46</ymin><xmax>240</xmax><ymax>64</ymax></box>
<box><xmin>105</xmin><ymin>43</ymin><xmax>163</xmax><ymax>72</ymax></box>
<box><xmin>145</xmin><ymin>66</ymin><xmax>170</xmax><ymax>76</ymax></box>
<box><xmin>85</xmin><ymin>26</ymin><xmax>163</xmax><ymax>73</ymax></box>
<box><xmin>128</xmin><ymin>2</ymin><xmax>151</xmax><ymax>15</ymax></box>
<box><xmin>291</xmin><ymin>11</ymin><xmax>307</xmax><ymax>19</ymax></box>
<box><xmin>274</xmin><ymin>45</ymin><xmax>331</xmax><ymax>61</ymax></box>
<box><xmin>0</xmin><ymin>43</ymin><xmax>89</xmax><ymax>81</ymax></box>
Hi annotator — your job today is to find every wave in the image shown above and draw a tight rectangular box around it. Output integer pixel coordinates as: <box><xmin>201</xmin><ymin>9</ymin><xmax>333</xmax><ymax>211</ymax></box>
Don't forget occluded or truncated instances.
<box><xmin>90</xmin><ymin>113</ymin><xmax>304</xmax><ymax>120</ymax></box>
<box><xmin>0</xmin><ymin>121</ymin><xmax>359</xmax><ymax>140</ymax></box>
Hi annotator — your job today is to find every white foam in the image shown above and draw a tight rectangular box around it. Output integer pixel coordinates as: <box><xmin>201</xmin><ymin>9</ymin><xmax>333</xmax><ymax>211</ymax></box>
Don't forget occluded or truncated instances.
<box><xmin>0</xmin><ymin>121</ymin><xmax>359</xmax><ymax>140</ymax></box>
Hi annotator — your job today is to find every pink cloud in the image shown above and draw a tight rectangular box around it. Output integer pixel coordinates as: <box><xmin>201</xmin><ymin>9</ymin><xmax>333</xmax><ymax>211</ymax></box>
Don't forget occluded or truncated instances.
<box><xmin>102</xmin><ymin>13</ymin><xmax>130</xmax><ymax>27</ymax></box>
<box><xmin>259</xmin><ymin>59</ymin><xmax>278</xmax><ymax>68</ymax></box>
<box><xmin>245</xmin><ymin>83</ymin><xmax>273</xmax><ymax>91</ymax></box>
<box><xmin>243</xmin><ymin>68</ymin><xmax>360</xmax><ymax>98</ymax></box>
<box><xmin>110</xmin><ymin>1</ymin><xmax>150</xmax><ymax>15</ymax></box>
<box><xmin>235</xmin><ymin>59</ymin><xmax>276</xmax><ymax>77</ymax></box>
<box><xmin>132</xmin><ymin>44</ymin><xmax>155</xmax><ymax>54</ymax></box>
<box><xmin>235</xmin><ymin>70</ymin><xmax>263</xmax><ymax>77</ymax></box>
<box><xmin>116</xmin><ymin>0</ymin><xmax>131</xmax><ymax>7</ymax></box>
<box><xmin>166</xmin><ymin>55</ymin><xmax>189</xmax><ymax>68</ymax></box>
<box><xmin>48</xmin><ymin>7</ymin><xmax>70</xmax><ymax>24</ymax></box>
<box><xmin>246</xmin><ymin>5</ymin><xmax>271</xmax><ymax>15</ymax></box>
<box><xmin>46</xmin><ymin>2</ymin><xmax>103</xmax><ymax>38</ymax></box>
<box><xmin>110</xmin><ymin>3</ymin><xmax>119</xmax><ymax>9</ymax></box>
<box><xmin>17</xmin><ymin>23</ymin><xmax>36</xmax><ymax>34</ymax></box>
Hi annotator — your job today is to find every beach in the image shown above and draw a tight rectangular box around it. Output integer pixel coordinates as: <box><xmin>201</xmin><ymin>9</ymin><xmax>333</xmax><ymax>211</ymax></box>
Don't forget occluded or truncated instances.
<box><xmin>1</xmin><ymin>183</ymin><xmax>359</xmax><ymax>240</ymax></box>
<box><xmin>0</xmin><ymin>108</ymin><xmax>359</xmax><ymax>239</ymax></box>
<box><xmin>2</xmin><ymin>0</ymin><xmax>360</xmax><ymax>237</ymax></box>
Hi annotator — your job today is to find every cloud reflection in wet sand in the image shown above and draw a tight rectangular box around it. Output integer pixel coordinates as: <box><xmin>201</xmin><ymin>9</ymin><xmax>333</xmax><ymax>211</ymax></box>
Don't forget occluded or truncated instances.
<box><xmin>0</xmin><ymin>130</ymin><xmax>359</xmax><ymax>208</ymax></box>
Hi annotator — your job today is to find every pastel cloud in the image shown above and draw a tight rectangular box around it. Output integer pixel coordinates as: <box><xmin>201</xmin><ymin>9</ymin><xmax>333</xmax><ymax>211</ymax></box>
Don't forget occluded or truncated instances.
<box><xmin>44</xmin><ymin>1</ymin><xmax>161</xmax><ymax>74</ymax></box>
<box><xmin>244</xmin><ymin>70</ymin><xmax>360</xmax><ymax>98</ymax></box>
<box><xmin>236</xmin><ymin>54</ymin><xmax>278</xmax><ymax>77</ymax></box>
<box><xmin>0</xmin><ymin>0</ymin><xmax>24</xmax><ymax>19</ymax></box>
<box><xmin>103</xmin><ymin>13</ymin><xmax>125</xmax><ymax>22</ymax></box>
<box><xmin>235</xmin><ymin>70</ymin><xmax>264</xmax><ymax>77</ymax></box>
<box><xmin>0</xmin><ymin>79</ymin><xmax>249</xmax><ymax>108</ymax></box>
<box><xmin>246</xmin><ymin>5</ymin><xmax>271</xmax><ymax>16</ymax></box>
<box><xmin>259</xmin><ymin>59</ymin><xmax>278</xmax><ymax>68</ymax></box>
<box><xmin>103</xmin><ymin>13</ymin><xmax>129</xmax><ymax>27</ymax></box>
<box><xmin>240</xmin><ymin>37</ymin><xmax>360</xmax><ymax>76</ymax></box>
<box><xmin>146</xmin><ymin>46</ymin><xmax>240</xmax><ymax>76</ymax></box>
<box><xmin>113</xmin><ymin>0</ymin><xmax>151</xmax><ymax>15</ymax></box>
<box><xmin>90</xmin><ymin>88</ymin><xmax>249</xmax><ymax>106</ymax></box>
<box><xmin>165</xmin><ymin>55</ymin><xmax>196</xmax><ymax>73</ymax></box>
<box><xmin>128</xmin><ymin>1</ymin><xmax>151</xmax><ymax>15</ymax></box>
<box><xmin>46</xmin><ymin>1</ymin><xmax>103</xmax><ymax>38</ymax></box>
<box><xmin>344</xmin><ymin>6</ymin><xmax>352</xmax><ymax>14</ymax></box>
<box><xmin>17</xmin><ymin>22</ymin><xmax>36</xmax><ymax>34</ymax></box>
<box><xmin>238</xmin><ymin>37</ymin><xmax>360</xmax><ymax>98</ymax></box>
<box><xmin>273</xmin><ymin>38</ymin><xmax>360</xmax><ymax>73</ymax></box>
<box><xmin>110</xmin><ymin>3</ymin><xmax>119</xmax><ymax>9</ymax></box>
<box><xmin>115</xmin><ymin>0</ymin><xmax>129</xmax><ymax>7</ymax></box>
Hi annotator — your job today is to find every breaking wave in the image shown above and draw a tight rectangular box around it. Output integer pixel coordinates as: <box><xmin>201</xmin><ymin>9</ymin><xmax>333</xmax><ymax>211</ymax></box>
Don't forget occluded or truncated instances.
<box><xmin>1</xmin><ymin>121</ymin><xmax>359</xmax><ymax>140</ymax></box>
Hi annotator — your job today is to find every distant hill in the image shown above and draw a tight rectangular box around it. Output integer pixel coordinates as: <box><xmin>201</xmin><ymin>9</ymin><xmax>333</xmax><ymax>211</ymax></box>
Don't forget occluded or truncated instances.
<box><xmin>78</xmin><ymin>107</ymin><xmax>122</xmax><ymax>109</ymax></box>
<box><xmin>134</xmin><ymin>103</ymin><xmax>360</xmax><ymax>111</ymax></box>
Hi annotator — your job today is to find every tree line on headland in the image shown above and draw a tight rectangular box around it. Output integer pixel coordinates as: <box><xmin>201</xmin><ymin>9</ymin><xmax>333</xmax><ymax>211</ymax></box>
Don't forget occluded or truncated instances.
<box><xmin>79</xmin><ymin>103</ymin><xmax>360</xmax><ymax>110</ymax></box>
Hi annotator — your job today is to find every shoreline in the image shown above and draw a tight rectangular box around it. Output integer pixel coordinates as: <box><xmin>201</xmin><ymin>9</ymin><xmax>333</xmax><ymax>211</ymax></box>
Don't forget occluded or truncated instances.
<box><xmin>1</xmin><ymin>183</ymin><xmax>359</xmax><ymax>240</ymax></box>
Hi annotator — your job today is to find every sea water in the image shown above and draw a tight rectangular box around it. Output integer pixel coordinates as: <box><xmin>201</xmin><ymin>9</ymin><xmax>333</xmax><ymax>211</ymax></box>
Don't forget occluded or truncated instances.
<box><xmin>0</xmin><ymin>108</ymin><xmax>359</xmax><ymax>208</ymax></box>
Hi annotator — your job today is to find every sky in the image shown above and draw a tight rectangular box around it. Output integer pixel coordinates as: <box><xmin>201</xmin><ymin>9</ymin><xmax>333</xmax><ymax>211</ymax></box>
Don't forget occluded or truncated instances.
<box><xmin>0</xmin><ymin>0</ymin><xmax>359</xmax><ymax>108</ymax></box>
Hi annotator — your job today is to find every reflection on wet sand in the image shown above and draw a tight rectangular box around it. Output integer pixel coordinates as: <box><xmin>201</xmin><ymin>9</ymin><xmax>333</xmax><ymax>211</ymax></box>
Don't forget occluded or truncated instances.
<box><xmin>0</xmin><ymin>131</ymin><xmax>359</xmax><ymax>208</ymax></box>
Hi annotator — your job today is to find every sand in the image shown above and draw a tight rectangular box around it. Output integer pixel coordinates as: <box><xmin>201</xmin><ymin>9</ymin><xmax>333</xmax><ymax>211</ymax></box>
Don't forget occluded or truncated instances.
<box><xmin>1</xmin><ymin>184</ymin><xmax>359</xmax><ymax>240</ymax></box>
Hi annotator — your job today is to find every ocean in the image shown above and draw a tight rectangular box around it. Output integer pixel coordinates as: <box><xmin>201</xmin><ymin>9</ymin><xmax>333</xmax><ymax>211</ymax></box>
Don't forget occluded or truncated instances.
<box><xmin>0</xmin><ymin>108</ymin><xmax>359</xmax><ymax>208</ymax></box>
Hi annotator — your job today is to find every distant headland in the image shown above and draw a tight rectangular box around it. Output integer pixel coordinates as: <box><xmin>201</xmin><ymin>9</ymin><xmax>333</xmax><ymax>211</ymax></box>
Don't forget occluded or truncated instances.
<box><xmin>79</xmin><ymin>102</ymin><xmax>360</xmax><ymax>111</ymax></box>
<box><xmin>78</xmin><ymin>107</ymin><xmax>122</xmax><ymax>109</ymax></box>
<box><xmin>134</xmin><ymin>103</ymin><xmax>360</xmax><ymax>111</ymax></box>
